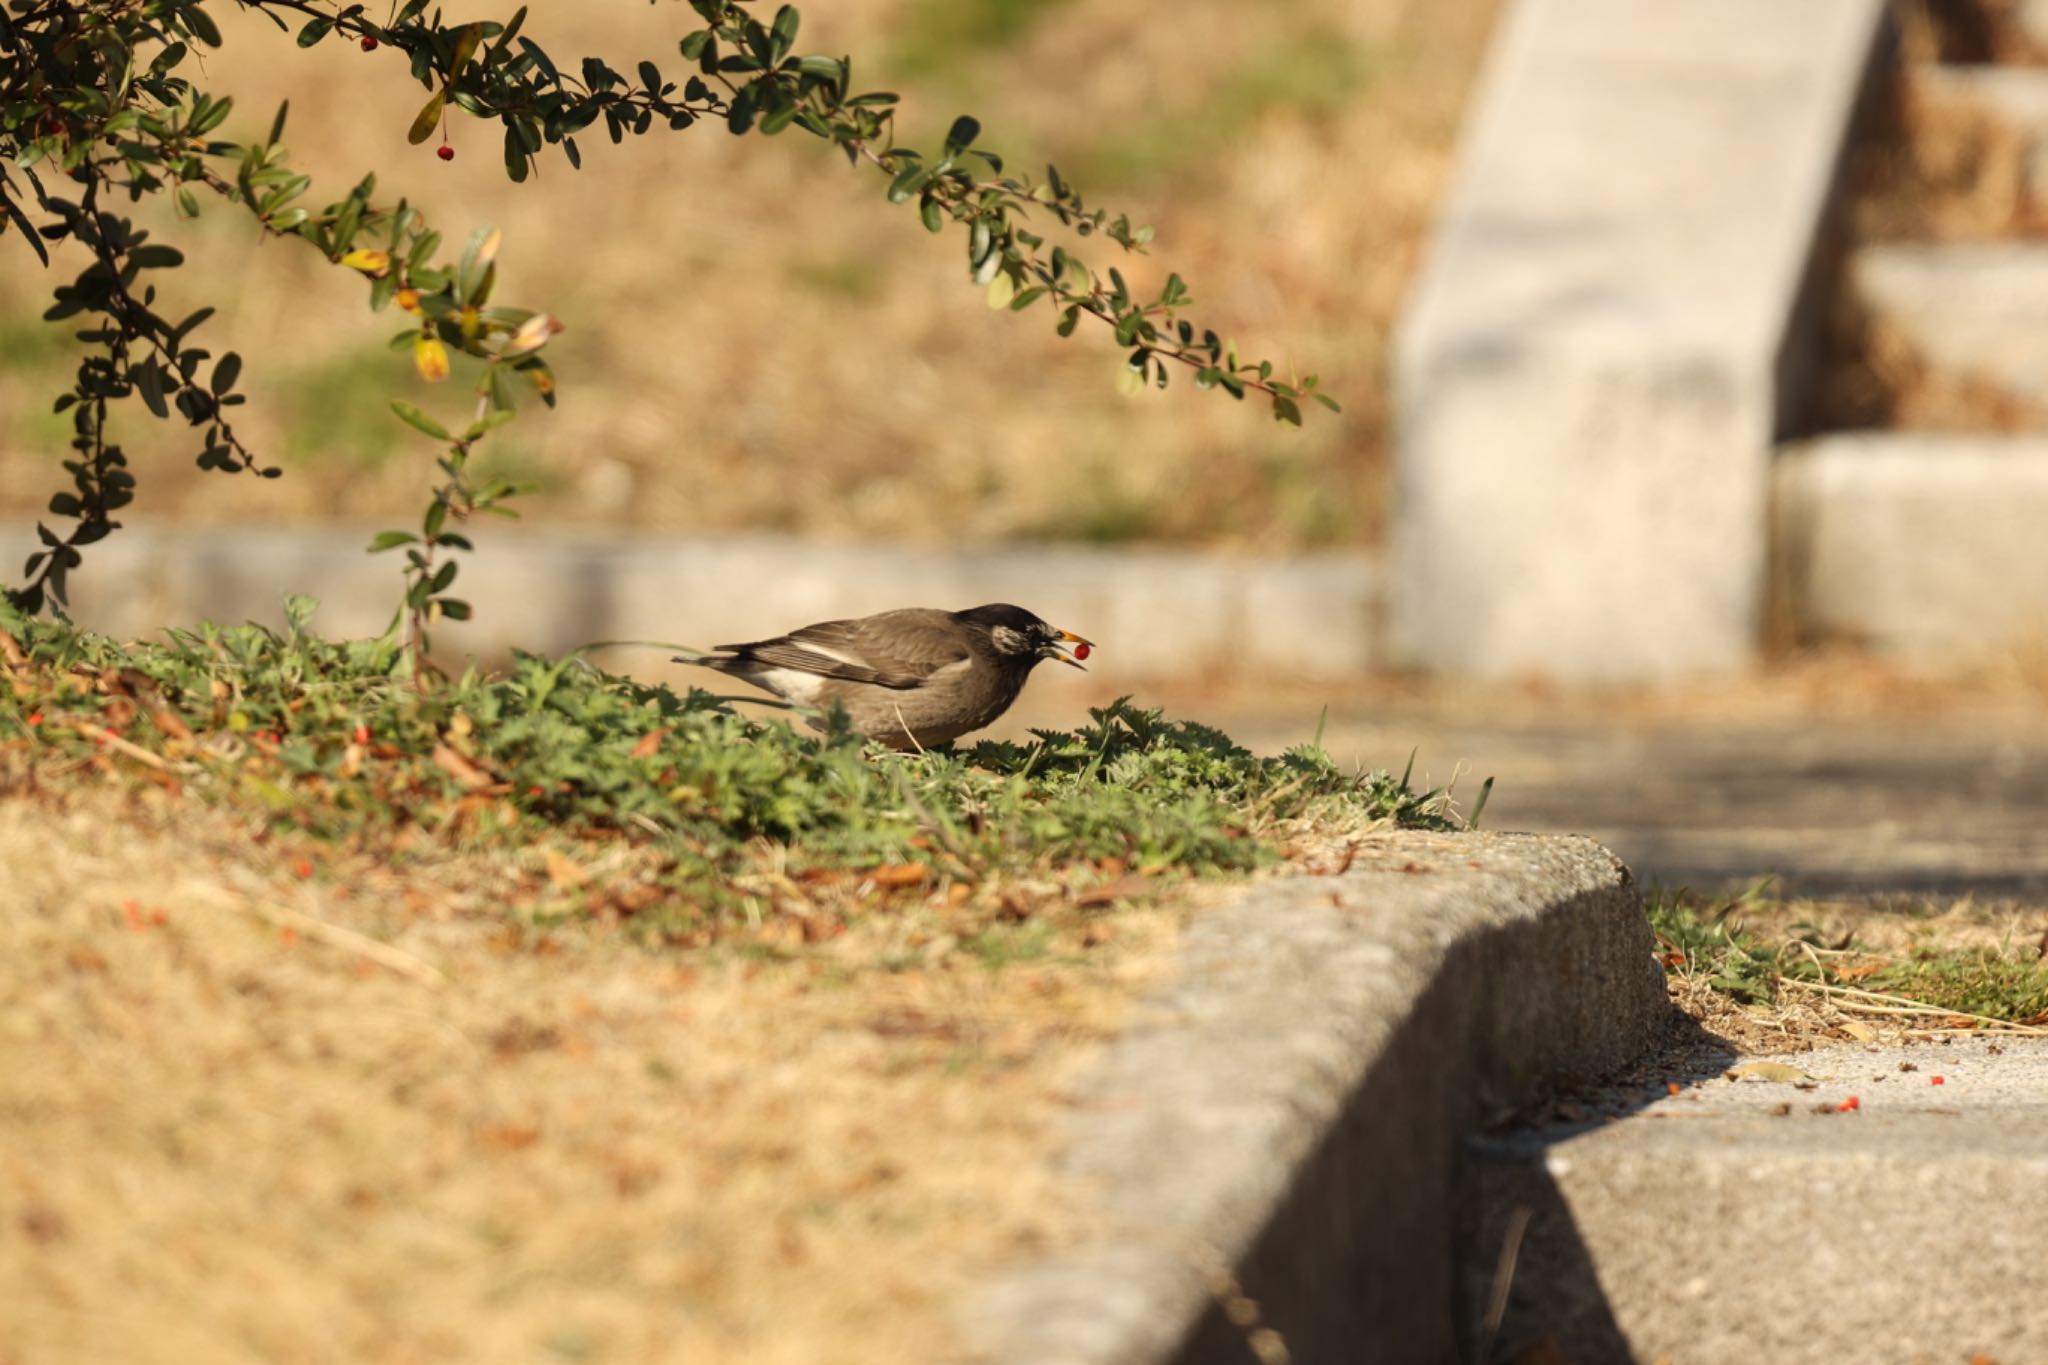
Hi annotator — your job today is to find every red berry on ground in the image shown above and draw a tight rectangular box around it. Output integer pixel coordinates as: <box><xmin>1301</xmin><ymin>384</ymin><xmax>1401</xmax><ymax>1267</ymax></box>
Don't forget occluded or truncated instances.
<box><xmin>360</xmin><ymin>35</ymin><xmax>378</xmax><ymax>50</ymax></box>
<box><xmin>1931</xmin><ymin>1075</ymin><xmax>1945</xmax><ymax>1085</ymax></box>
<box><xmin>1840</xmin><ymin>1096</ymin><xmax>1860</xmax><ymax>1111</ymax></box>
<box><xmin>436</xmin><ymin>144</ymin><xmax>454</xmax><ymax>161</ymax></box>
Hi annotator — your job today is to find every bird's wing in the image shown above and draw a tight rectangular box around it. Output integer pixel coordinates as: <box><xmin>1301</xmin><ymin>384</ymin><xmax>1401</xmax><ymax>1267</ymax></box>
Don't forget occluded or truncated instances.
<box><xmin>830</xmin><ymin>611</ymin><xmax>979</xmax><ymax>676</ymax></box>
<box><xmin>712</xmin><ymin>617</ymin><xmax>923</xmax><ymax>690</ymax></box>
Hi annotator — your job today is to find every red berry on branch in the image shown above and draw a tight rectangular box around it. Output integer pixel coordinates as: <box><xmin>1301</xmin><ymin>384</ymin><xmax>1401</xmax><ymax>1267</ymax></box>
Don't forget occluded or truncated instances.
<box><xmin>361</xmin><ymin>35</ymin><xmax>378</xmax><ymax>51</ymax></box>
<box><xmin>436</xmin><ymin>144</ymin><xmax>454</xmax><ymax>161</ymax></box>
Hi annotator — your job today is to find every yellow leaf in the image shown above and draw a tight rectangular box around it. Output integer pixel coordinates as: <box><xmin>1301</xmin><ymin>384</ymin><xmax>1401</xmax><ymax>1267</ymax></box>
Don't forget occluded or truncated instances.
<box><xmin>984</xmin><ymin>272</ymin><xmax>1015</xmax><ymax>310</ymax></box>
<box><xmin>1114</xmin><ymin>362</ymin><xmax>1145</xmax><ymax>397</ymax></box>
<box><xmin>475</xmin><ymin>227</ymin><xmax>502</xmax><ymax>271</ymax></box>
<box><xmin>340</xmin><ymin>248</ymin><xmax>390</xmax><ymax>275</ymax></box>
<box><xmin>1727</xmin><ymin>1062</ymin><xmax>1810</xmax><ymax>1084</ymax></box>
<box><xmin>413</xmin><ymin>335</ymin><xmax>451</xmax><ymax>383</ymax></box>
<box><xmin>504</xmin><ymin>312</ymin><xmax>561</xmax><ymax>357</ymax></box>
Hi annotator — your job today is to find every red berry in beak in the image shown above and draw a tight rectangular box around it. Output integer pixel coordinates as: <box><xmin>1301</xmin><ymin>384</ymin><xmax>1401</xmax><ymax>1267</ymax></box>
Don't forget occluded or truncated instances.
<box><xmin>1072</xmin><ymin>642</ymin><xmax>1091</xmax><ymax>661</ymax></box>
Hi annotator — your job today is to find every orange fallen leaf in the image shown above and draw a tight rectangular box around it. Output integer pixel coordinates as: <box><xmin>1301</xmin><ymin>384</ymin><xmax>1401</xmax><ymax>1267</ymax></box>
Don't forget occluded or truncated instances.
<box><xmin>432</xmin><ymin>742</ymin><xmax>493</xmax><ymax>790</ymax></box>
<box><xmin>476</xmin><ymin>1122</ymin><xmax>541</xmax><ymax>1151</ymax></box>
<box><xmin>1075</xmin><ymin>873</ymin><xmax>1153</xmax><ymax>907</ymax></box>
<box><xmin>543</xmin><ymin>848</ymin><xmax>590</xmax><ymax>890</ymax></box>
<box><xmin>629</xmin><ymin>728</ymin><xmax>665</xmax><ymax>760</ymax></box>
<box><xmin>865</xmin><ymin>862</ymin><xmax>930</xmax><ymax>889</ymax></box>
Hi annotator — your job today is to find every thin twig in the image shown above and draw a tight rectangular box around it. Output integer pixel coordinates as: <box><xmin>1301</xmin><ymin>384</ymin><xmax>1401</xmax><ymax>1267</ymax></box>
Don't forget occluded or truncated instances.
<box><xmin>218</xmin><ymin>895</ymin><xmax>448</xmax><ymax>988</ymax></box>
<box><xmin>1475</xmin><ymin>1204</ymin><xmax>1534</xmax><ymax>1365</ymax></box>
<box><xmin>1777</xmin><ymin>977</ymin><xmax>2048</xmax><ymax>1035</ymax></box>
<box><xmin>68</xmin><ymin>720</ymin><xmax>202</xmax><ymax>773</ymax></box>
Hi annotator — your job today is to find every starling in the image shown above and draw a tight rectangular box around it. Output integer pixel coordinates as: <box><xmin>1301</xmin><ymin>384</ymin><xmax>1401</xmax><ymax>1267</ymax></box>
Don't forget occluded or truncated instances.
<box><xmin>678</xmin><ymin>603</ymin><xmax>1092</xmax><ymax>749</ymax></box>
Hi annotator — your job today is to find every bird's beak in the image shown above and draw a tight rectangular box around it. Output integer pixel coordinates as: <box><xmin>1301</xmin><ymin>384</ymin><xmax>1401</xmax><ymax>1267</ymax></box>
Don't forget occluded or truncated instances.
<box><xmin>1044</xmin><ymin>629</ymin><xmax>1093</xmax><ymax>670</ymax></box>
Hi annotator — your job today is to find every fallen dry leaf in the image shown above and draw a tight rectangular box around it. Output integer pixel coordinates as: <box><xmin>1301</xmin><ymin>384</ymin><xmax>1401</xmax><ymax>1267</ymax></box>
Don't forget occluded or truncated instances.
<box><xmin>543</xmin><ymin>849</ymin><xmax>590</xmax><ymax>890</ymax></box>
<box><xmin>432</xmin><ymin>743</ymin><xmax>494</xmax><ymax>790</ymax></box>
<box><xmin>864</xmin><ymin>863</ymin><xmax>929</xmax><ymax>890</ymax></box>
<box><xmin>1075</xmin><ymin>873</ymin><xmax>1153</xmax><ymax>908</ymax></box>
<box><xmin>1727</xmin><ymin>1062</ymin><xmax>1811</xmax><ymax>1084</ymax></box>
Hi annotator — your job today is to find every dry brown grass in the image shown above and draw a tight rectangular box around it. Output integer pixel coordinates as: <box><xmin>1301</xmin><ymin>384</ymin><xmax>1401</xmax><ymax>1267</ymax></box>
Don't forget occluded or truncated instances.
<box><xmin>0</xmin><ymin>0</ymin><xmax>1500</xmax><ymax>549</ymax></box>
<box><xmin>0</xmin><ymin>782</ymin><xmax>1207</xmax><ymax>1365</ymax></box>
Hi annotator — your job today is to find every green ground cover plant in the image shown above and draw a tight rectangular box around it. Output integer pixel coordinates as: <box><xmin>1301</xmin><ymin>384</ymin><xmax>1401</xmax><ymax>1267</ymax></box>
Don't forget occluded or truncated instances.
<box><xmin>1650</xmin><ymin>885</ymin><xmax>2048</xmax><ymax>1029</ymax></box>
<box><xmin>1</xmin><ymin>596</ymin><xmax>1459</xmax><ymax>943</ymax></box>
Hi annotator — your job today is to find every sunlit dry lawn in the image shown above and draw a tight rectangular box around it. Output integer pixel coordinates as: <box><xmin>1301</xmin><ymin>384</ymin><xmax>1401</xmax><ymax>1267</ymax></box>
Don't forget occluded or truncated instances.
<box><xmin>0</xmin><ymin>0</ymin><xmax>1498</xmax><ymax>548</ymax></box>
<box><xmin>0</xmin><ymin>785</ymin><xmax>1173</xmax><ymax>1365</ymax></box>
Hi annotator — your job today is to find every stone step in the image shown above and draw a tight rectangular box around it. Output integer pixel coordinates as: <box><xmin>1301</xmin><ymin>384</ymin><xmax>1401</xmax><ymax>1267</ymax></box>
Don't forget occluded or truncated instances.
<box><xmin>1775</xmin><ymin>431</ymin><xmax>2048</xmax><ymax>657</ymax></box>
<box><xmin>1459</xmin><ymin>1038</ymin><xmax>2048</xmax><ymax>1364</ymax></box>
<box><xmin>1912</xmin><ymin>62</ymin><xmax>2048</xmax><ymax>192</ymax></box>
<box><xmin>1851</xmin><ymin>239</ymin><xmax>2048</xmax><ymax>410</ymax></box>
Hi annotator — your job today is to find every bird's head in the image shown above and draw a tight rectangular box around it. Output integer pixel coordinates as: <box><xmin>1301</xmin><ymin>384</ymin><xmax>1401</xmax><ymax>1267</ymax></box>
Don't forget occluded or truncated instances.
<box><xmin>955</xmin><ymin>603</ymin><xmax>1093</xmax><ymax>670</ymax></box>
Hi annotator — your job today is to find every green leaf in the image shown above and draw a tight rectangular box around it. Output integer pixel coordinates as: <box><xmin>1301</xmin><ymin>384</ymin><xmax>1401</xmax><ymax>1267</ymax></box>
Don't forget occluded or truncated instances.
<box><xmin>390</xmin><ymin>400</ymin><xmax>452</xmax><ymax>440</ymax></box>
<box><xmin>211</xmin><ymin>352</ymin><xmax>242</xmax><ymax>396</ymax></box>
<box><xmin>638</xmin><ymin>59</ymin><xmax>663</xmax><ymax>91</ymax></box>
<box><xmin>886</xmin><ymin>164</ymin><xmax>930</xmax><ymax>204</ymax></box>
<box><xmin>503</xmin><ymin>125</ymin><xmax>530</xmax><ymax>182</ymax></box>
<box><xmin>944</xmin><ymin>115</ymin><xmax>980</xmax><ymax>157</ymax></box>
<box><xmin>919</xmin><ymin>195</ymin><xmax>943</xmax><ymax>233</ymax></box>
<box><xmin>679</xmin><ymin>32</ymin><xmax>711</xmax><ymax>60</ymax></box>
<box><xmin>438</xmin><ymin>598</ymin><xmax>473</xmax><ymax>621</ymax></box>
<box><xmin>368</xmin><ymin>530</ymin><xmax>418</xmax><ymax>552</ymax></box>
<box><xmin>134</xmin><ymin>361</ymin><xmax>169</xmax><ymax>418</ymax></box>
<box><xmin>1272</xmin><ymin>396</ymin><xmax>1302</xmax><ymax>427</ymax></box>
<box><xmin>407</xmin><ymin>91</ymin><xmax>445</xmax><ymax>146</ymax></box>
<box><xmin>296</xmin><ymin>17</ymin><xmax>334</xmax><ymax>47</ymax></box>
<box><xmin>183</xmin><ymin>5</ymin><xmax>223</xmax><ymax>47</ymax></box>
<box><xmin>129</xmin><ymin>244</ymin><xmax>184</xmax><ymax>269</ymax></box>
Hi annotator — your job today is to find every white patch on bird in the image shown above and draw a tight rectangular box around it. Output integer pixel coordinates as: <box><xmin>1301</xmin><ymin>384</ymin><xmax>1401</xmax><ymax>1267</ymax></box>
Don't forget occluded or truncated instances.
<box><xmin>793</xmin><ymin>641</ymin><xmax>867</xmax><ymax>668</ymax></box>
<box><xmin>928</xmin><ymin>657</ymin><xmax>972</xmax><ymax>680</ymax></box>
<box><xmin>989</xmin><ymin>626</ymin><xmax>1030</xmax><ymax>654</ymax></box>
<box><xmin>754</xmin><ymin>668</ymin><xmax>828</xmax><ymax>704</ymax></box>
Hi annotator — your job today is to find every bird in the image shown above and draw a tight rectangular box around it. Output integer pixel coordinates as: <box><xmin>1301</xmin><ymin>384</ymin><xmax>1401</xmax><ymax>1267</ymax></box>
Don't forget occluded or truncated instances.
<box><xmin>677</xmin><ymin>603</ymin><xmax>1093</xmax><ymax>750</ymax></box>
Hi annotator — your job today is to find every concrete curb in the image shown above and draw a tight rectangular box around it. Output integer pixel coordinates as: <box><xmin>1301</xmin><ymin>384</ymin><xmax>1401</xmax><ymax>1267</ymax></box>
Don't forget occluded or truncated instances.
<box><xmin>0</xmin><ymin>526</ymin><xmax>1380</xmax><ymax>684</ymax></box>
<box><xmin>961</xmin><ymin>831</ymin><xmax>1664</xmax><ymax>1364</ymax></box>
